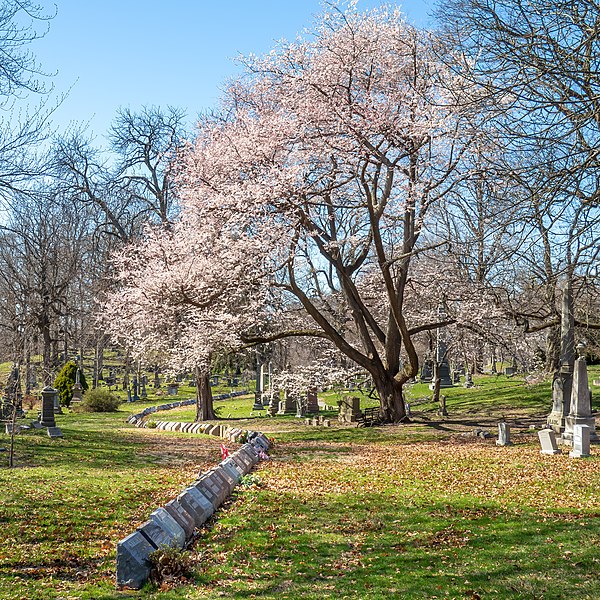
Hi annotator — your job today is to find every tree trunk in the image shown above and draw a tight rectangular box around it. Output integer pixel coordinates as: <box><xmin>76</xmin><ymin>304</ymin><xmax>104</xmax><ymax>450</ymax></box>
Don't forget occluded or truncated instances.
<box><xmin>195</xmin><ymin>366</ymin><xmax>215</xmax><ymax>421</ymax></box>
<box><xmin>431</xmin><ymin>361</ymin><xmax>441</xmax><ymax>406</ymax></box>
<box><xmin>376</xmin><ymin>375</ymin><xmax>407</xmax><ymax>423</ymax></box>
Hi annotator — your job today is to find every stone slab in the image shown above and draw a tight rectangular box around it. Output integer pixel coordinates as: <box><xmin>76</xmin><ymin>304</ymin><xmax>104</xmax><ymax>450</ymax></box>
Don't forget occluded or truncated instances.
<box><xmin>47</xmin><ymin>427</ymin><xmax>63</xmax><ymax>438</ymax></box>
<box><xmin>210</xmin><ymin>466</ymin><xmax>236</xmax><ymax>495</ymax></box>
<box><xmin>193</xmin><ymin>477</ymin><xmax>221</xmax><ymax>509</ymax></box>
<box><xmin>137</xmin><ymin>519</ymin><xmax>175</xmax><ymax>550</ymax></box>
<box><xmin>222</xmin><ymin>457</ymin><xmax>244</xmax><ymax>479</ymax></box>
<box><xmin>116</xmin><ymin>530</ymin><xmax>154</xmax><ymax>589</ymax></box>
<box><xmin>177</xmin><ymin>487</ymin><xmax>214</xmax><ymax>526</ymax></box>
<box><xmin>163</xmin><ymin>499</ymin><xmax>195</xmax><ymax>540</ymax></box>
<box><xmin>149</xmin><ymin>507</ymin><xmax>186</xmax><ymax>548</ymax></box>
<box><xmin>539</xmin><ymin>429</ymin><xmax>561</xmax><ymax>455</ymax></box>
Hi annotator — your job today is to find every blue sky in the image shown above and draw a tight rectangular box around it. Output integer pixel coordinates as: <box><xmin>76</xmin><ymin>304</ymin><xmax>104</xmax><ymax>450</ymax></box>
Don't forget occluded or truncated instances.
<box><xmin>33</xmin><ymin>1</ymin><xmax>433</xmax><ymax>142</ymax></box>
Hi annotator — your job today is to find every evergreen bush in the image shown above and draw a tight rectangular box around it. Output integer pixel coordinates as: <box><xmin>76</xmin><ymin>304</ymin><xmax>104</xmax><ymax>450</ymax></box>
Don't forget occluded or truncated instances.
<box><xmin>81</xmin><ymin>387</ymin><xmax>120</xmax><ymax>412</ymax></box>
<box><xmin>54</xmin><ymin>361</ymin><xmax>88</xmax><ymax>408</ymax></box>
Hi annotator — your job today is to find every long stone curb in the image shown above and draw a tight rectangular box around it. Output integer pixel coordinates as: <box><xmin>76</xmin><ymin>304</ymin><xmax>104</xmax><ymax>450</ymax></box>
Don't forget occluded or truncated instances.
<box><xmin>116</xmin><ymin>419</ymin><xmax>271</xmax><ymax>590</ymax></box>
<box><xmin>125</xmin><ymin>391</ymin><xmax>249</xmax><ymax>428</ymax></box>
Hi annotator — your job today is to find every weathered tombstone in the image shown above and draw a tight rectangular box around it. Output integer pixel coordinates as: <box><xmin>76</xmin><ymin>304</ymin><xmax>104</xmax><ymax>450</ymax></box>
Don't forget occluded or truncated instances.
<box><xmin>306</xmin><ymin>388</ymin><xmax>319</xmax><ymax>414</ymax></box>
<box><xmin>419</xmin><ymin>359</ymin><xmax>433</xmax><ymax>383</ymax></box>
<box><xmin>569</xmin><ymin>424</ymin><xmax>591</xmax><ymax>458</ymax></box>
<box><xmin>538</xmin><ymin>429</ymin><xmax>561</xmax><ymax>455</ymax></box>
<box><xmin>149</xmin><ymin>508</ymin><xmax>186</xmax><ymax>548</ymax></box>
<box><xmin>166</xmin><ymin>383</ymin><xmax>179</xmax><ymax>396</ymax></box>
<box><xmin>163</xmin><ymin>499</ymin><xmax>195</xmax><ymax>540</ymax></box>
<box><xmin>153</xmin><ymin>366</ymin><xmax>161</xmax><ymax>389</ymax></box>
<box><xmin>496</xmin><ymin>422</ymin><xmax>512</xmax><ymax>446</ymax></box>
<box><xmin>563</xmin><ymin>343</ymin><xmax>598</xmax><ymax>444</ymax></box>
<box><xmin>277</xmin><ymin>389</ymin><xmax>296</xmax><ymax>415</ymax></box>
<box><xmin>47</xmin><ymin>426</ymin><xmax>63</xmax><ymax>438</ymax></box>
<box><xmin>116</xmin><ymin>531</ymin><xmax>154</xmax><ymax>589</ymax></box>
<box><xmin>463</xmin><ymin>370</ymin><xmax>474</xmax><ymax>388</ymax></box>
<box><xmin>40</xmin><ymin>387</ymin><xmax>57</xmax><ymax>428</ymax></box>
<box><xmin>53</xmin><ymin>393</ymin><xmax>63</xmax><ymax>414</ymax></box>
<box><xmin>504</xmin><ymin>366</ymin><xmax>517</xmax><ymax>376</ymax></box>
<box><xmin>267</xmin><ymin>387</ymin><xmax>280</xmax><ymax>416</ymax></box>
<box><xmin>338</xmin><ymin>396</ymin><xmax>362</xmax><ymax>423</ymax></box>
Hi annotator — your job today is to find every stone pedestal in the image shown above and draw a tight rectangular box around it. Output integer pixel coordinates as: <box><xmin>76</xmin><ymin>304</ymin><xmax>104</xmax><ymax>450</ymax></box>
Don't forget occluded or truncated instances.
<box><xmin>563</xmin><ymin>355</ymin><xmax>597</xmax><ymax>443</ymax></box>
<box><xmin>72</xmin><ymin>382</ymin><xmax>83</xmax><ymax>403</ymax></box>
<box><xmin>252</xmin><ymin>392</ymin><xmax>264</xmax><ymax>411</ymax></box>
<box><xmin>40</xmin><ymin>387</ymin><xmax>57</xmax><ymax>428</ymax></box>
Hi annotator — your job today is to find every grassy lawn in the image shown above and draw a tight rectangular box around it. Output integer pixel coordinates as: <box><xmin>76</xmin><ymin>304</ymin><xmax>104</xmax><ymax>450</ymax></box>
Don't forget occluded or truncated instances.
<box><xmin>0</xmin><ymin>369</ymin><xmax>599</xmax><ymax>599</ymax></box>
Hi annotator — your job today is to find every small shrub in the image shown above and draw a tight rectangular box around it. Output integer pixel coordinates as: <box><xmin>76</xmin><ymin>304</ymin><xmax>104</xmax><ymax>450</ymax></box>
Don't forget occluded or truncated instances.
<box><xmin>146</xmin><ymin>420</ymin><xmax>157</xmax><ymax>429</ymax></box>
<box><xmin>148</xmin><ymin>546</ymin><xmax>193</xmax><ymax>585</ymax></box>
<box><xmin>239</xmin><ymin>473</ymin><xmax>261</xmax><ymax>488</ymax></box>
<box><xmin>81</xmin><ymin>387</ymin><xmax>120</xmax><ymax>412</ymax></box>
<box><xmin>54</xmin><ymin>361</ymin><xmax>88</xmax><ymax>408</ymax></box>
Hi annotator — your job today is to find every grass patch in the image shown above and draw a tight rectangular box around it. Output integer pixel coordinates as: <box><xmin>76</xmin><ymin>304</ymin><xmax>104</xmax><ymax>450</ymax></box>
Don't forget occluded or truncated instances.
<box><xmin>0</xmin><ymin>370</ymin><xmax>599</xmax><ymax>598</ymax></box>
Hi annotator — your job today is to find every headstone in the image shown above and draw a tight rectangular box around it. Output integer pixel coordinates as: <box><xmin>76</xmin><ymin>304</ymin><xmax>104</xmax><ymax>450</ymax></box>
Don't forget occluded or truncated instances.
<box><xmin>496</xmin><ymin>422</ymin><xmax>512</xmax><ymax>446</ymax></box>
<box><xmin>504</xmin><ymin>366</ymin><xmax>516</xmax><ymax>376</ymax></box>
<box><xmin>53</xmin><ymin>394</ymin><xmax>63</xmax><ymax>414</ymax></box>
<box><xmin>137</xmin><ymin>519</ymin><xmax>177</xmax><ymax>550</ymax></box>
<box><xmin>338</xmin><ymin>396</ymin><xmax>362</xmax><ymax>423</ymax></box>
<box><xmin>306</xmin><ymin>388</ymin><xmax>319</xmax><ymax>414</ymax></box>
<box><xmin>149</xmin><ymin>507</ymin><xmax>186</xmax><ymax>548</ymax></box>
<box><xmin>163</xmin><ymin>499</ymin><xmax>195</xmax><ymax>540</ymax></box>
<box><xmin>40</xmin><ymin>387</ymin><xmax>57</xmax><ymax>428</ymax></box>
<box><xmin>463</xmin><ymin>371</ymin><xmax>474</xmax><ymax>388</ymax></box>
<box><xmin>47</xmin><ymin>427</ymin><xmax>63</xmax><ymax>438</ymax></box>
<box><xmin>116</xmin><ymin>531</ymin><xmax>154</xmax><ymax>589</ymax></box>
<box><xmin>563</xmin><ymin>345</ymin><xmax>598</xmax><ymax>443</ymax></box>
<box><xmin>569</xmin><ymin>424</ymin><xmax>591</xmax><ymax>458</ymax></box>
<box><xmin>277</xmin><ymin>389</ymin><xmax>296</xmax><ymax>415</ymax></box>
<box><xmin>419</xmin><ymin>359</ymin><xmax>433</xmax><ymax>383</ymax></box>
<box><xmin>5</xmin><ymin>423</ymin><xmax>21</xmax><ymax>435</ymax></box>
<box><xmin>538</xmin><ymin>429</ymin><xmax>561</xmax><ymax>455</ymax></box>
<box><xmin>167</xmin><ymin>383</ymin><xmax>179</xmax><ymax>396</ymax></box>
<box><xmin>177</xmin><ymin>487</ymin><xmax>214</xmax><ymax>526</ymax></box>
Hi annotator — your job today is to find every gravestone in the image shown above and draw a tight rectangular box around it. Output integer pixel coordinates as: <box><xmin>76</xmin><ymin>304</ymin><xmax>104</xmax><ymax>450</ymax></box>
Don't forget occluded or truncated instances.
<box><xmin>267</xmin><ymin>387</ymin><xmax>280</xmax><ymax>416</ymax></box>
<box><xmin>277</xmin><ymin>389</ymin><xmax>296</xmax><ymax>415</ymax></box>
<box><xmin>496</xmin><ymin>422</ymin><xmax>512</xmax><ymax>446</ymax></box>
<box><xmin>504</xmin><ymin>366</ymin><xmax>517</xmax><ymax>376</ymax></box>
<box><xmin>569</xmin><ymin>424</ymin><xmax>591</xmax><ymax>459</ymax></box>
<box><xmin>306</xmin><ymin>388</ymin><xmax>319</xmax><ymax>414</ymax></box>
<box><xmin>40</xmin><ymin>387</ymin><xmax>57</xmax><ymax>428</ymax></box>
<box><xmin>419</xmin><ymin>359</ymin><xmax>433</xmax><ymax>383</ymax></box>
<box><xmin>166</xmin><ymin>383</ymin><xmax>179</xmax><ymax>396</ymax></box>
<box><xmin>116</xmin><ymin>531</ymin><xmax>154</xmax><ymax>589</ymax></box>
<box><xmin>177</xmin><ymin>487</ymin><xmax>214</xmax><ymax>526</ymax></box>
<box><xmin>563</xmin><ymin>345</ymin><xmax>598</xmax><ymax>444</ymax></box>
<box><xmin>149</xmin><ymin>508</ymin><xmax>186</xmax><ymax>548</ymax></box>
<box><xmin>163</xmin><ymin>499</ymin><xmax>195</xmax><ymax>540</ymax></box>
<box><xmin>538</xmin><ymin>429</ymin><xmax>561</xmax><ymax>455</ymax></box>
<box><xmin>463</xmin><ymin>371</ymin><xmax>474</xmax><ymax>388</ymax></box>
<box><xmin>338</xmin><ymin>396</ymin><xmax>362</xmax><ymax>423</ymax></box>
<box><xmin>47</xmin><ymin>427</ymin><xmax>63</xmax><ymax>438</ymax></box>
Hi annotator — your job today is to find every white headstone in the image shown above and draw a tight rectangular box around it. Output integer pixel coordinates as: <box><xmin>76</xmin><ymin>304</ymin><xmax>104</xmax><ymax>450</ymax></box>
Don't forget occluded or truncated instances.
<box><xmin>569</xmin><ymin>424</ymin><xmax>591</xmax><ymax>458</ymax></box>
<box><xmin>538</xmin><ymin>429</ymin><xmax>561</xmax><ymax>455</ymax></box>
<box><xmin>496</xmin><ymin>422</ymin><xmax>512</xmax><ymax>446</ymax></box>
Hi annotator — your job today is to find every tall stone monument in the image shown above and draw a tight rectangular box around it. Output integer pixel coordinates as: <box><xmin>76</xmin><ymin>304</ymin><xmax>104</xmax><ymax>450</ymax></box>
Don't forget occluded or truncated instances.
<box><xmin>429</xmin><ymin>304</ymin><xmax>453</xmax><ymax>390</ymax></box>
<box><xmin>563</xmin><ymin>343</ymin><xmax>597</xmax><ymax>444</ymax></box>
<box><xmin>547</xmin><ymin>284</ymin><xmax>576</xmax><ymax>434</ymax></box>
<box><xmin>252</xmin><ymin>362</ymin><xmax>264</xmax><ymax>411</ymax></box>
